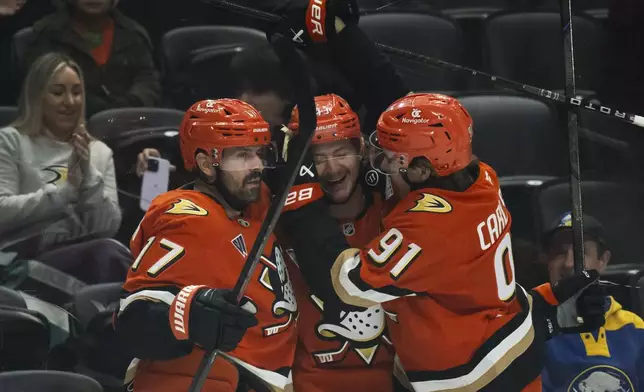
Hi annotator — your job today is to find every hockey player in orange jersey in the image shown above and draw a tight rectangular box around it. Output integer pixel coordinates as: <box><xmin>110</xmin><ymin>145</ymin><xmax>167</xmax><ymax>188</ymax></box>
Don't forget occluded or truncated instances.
<box><xmin>114</xmin><ymin>99</ymin><xmax>298</xmax><ymax>392</ymax></box>
<box><xmin>277</xmin><ymin>93</ymin><xmax>606</xmax><ymax>392</ymax></box>
<box><xmin>282</xmin><ymin>93</ymin><xmax>402</xmax><ymax>392</ymax></box>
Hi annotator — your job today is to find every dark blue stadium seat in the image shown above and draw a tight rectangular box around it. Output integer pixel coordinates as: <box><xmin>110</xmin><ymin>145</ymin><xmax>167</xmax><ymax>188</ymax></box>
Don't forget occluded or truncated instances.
<box><xmin>0</xmin><ymin>106</ymin><xmax>18</xmax><ymax>127</ymax></box>
<box><xmin>0</xmin><ymin>370</ymin><xmax>103</xmax><ymax>392</ymax></box>
<box><xmin>534</xmin><ymin>179</ymin><xmax>644</xmax><ymax>265</ymax></box>
<box><xmin>160</xmin><ymin>25</ymin><xmax>266</xmax><ymax>108</ymax></box>
<box><xmin>87</xmin><ymin>107</ymin><xmax>184</xmax><ymax>141</ymax></box>
<box><xmin>600</xmin><ymin>263</ymin><xmax>644</xmax><ymax>316</ymax></box>
<box><xmin>0</xmin><ymin>305</ymin><xmax>50</xmax><ymax>371</ymax></box>
<box><xmin>358</xmin><ymin>12</ymin><xmax>466</xmax><ymax>91</ymax></box>
<box><xmin>0</xmin><ymin>285</ymin><xmax>27</xmax><ymax>308</ymax></box>
<box><xmin>483</xmin><ymin>11</ymin><xmax>604</xmax><ymax>93</ymax></box>
<box><xmin>10</xmin><ymin>27</ymin><xmax>36</xmax><ymax>77</ymax></box>
<box><xmin>68</xmin><ymin>283</ymin><xmax>131</xmax><ymax>388</ymax></box>
<box><xmin>457</xmin><ymin>94</ymin><xmax>567</xmax><ymax>177</ymax></box>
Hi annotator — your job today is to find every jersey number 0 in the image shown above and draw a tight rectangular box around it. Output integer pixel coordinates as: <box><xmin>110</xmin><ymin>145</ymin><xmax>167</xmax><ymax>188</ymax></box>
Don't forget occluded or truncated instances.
<box><xmin>367</xmin><ymin>228</ymin><xmax>516</xmax><ymax>301</ymax></box>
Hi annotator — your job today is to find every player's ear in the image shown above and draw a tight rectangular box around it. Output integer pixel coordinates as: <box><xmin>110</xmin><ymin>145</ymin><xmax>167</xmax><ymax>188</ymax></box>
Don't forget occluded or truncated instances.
<box><xmin>196</xmin><ymin>151</ymin><xmax>216</xmax><ymax>179</ymax></box>
<box><xmin>408</xmin><ymin>157</ymin><xmax>432</xmax><ymax>183</ymax></box>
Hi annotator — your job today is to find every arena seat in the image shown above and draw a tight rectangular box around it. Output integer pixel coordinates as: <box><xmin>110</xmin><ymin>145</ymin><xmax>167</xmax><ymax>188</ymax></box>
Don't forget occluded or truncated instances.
<box><xmin>457</xmin><ymin>94</ymin><xmax>567</xmax><ymax>177</ymax></box>
<box><xmin>87</xmin><ymin>107</ymin><xmax>184</xmax><ymax>141</ymax></box>
<box><xmin>0</xmin><ymin>305</ymin><xmax>50</xmax><ymax>371</ymax></box>
<box><xmin>358</xmin><ymin>12</ymin><xmax>466</xmax><ymax>91</ymax></box>
<box><xmin>500</xmin><ymin>176</ymin><xmax>555</xmax><ymax>243</ymax></box>
<box><xmin>538</xmin><ymin>0</ymin><xmax>608</xmax><ymax>10</ymax></box>
<box><xmin>160</xmin><ymin>25</ymin><xmax>267</xmax><ymax>108</ymax></box>
<box><xmin>483</xmin><ymin>11</ymin><xmax>603</xmax><ymax>93</ymax></box>
<box><xmin>67</xmin><ymin>283</ymin><xmax>131</xmax><ymax>388</ymax></box>
<box><xmin>173</xmin><ymin>45</ymin><xmax>246</xmax><ymax>109</ymax></box>
<box><xmin>0</xmin><ymin>106</ymin><xmax>18</xmax><ymax>127</ymax></box>
<box><xmin>0</xmin><ymin>285</ymin><xmax>27</xmax><ymax>308</ymax></box>
<box><xmin>534</xmin><ymin>179</ymin><xmax>644</xmax><ymax>265</ymax></box>
<box><xmin>10</xmin><ymin>27</ymin><xmax>37</xmax><ymax>77</ymax></box>
<box><xmin>0</xmin><ymin>370</ymin><xmax>103</xmax><ymax>392</ymax></box>
<box><xmin>600</xmin><ymin>263</ymin><xmax>644</xmax><ymax>316</ymax></box>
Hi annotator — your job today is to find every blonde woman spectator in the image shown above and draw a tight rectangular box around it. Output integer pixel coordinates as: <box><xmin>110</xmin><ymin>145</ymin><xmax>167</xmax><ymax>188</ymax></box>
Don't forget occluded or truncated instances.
<box><xmin>0</xmin><ymin>52</ymin><xmax>129</xmax><ymax>283</ymax></box>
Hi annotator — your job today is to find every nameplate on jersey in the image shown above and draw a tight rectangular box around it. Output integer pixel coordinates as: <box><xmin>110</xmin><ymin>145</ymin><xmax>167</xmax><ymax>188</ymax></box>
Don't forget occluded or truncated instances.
<box><xmin>408</xmin><ymin>193</ymin><xmax>452</xmax><ymax>214</ymax></box>
<box><xmin>166</xmin><ymin>199</ymin><xmax>209</xmax><ymax>216</ymax></box>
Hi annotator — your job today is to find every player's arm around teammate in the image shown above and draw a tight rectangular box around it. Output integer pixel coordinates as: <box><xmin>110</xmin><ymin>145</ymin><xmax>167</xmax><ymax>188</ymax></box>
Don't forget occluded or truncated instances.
<box><xmin>114</xmin><ymin>99</ymin><xmax>297</xmax><ymax>392</ymax></box>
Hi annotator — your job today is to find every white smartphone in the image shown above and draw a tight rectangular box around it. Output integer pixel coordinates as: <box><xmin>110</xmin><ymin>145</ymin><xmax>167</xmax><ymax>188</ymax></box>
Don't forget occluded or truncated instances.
<box><xmin>140</xmin><ymin>157</ymin><xmax>170</xmax><ymax>211</ymax></box>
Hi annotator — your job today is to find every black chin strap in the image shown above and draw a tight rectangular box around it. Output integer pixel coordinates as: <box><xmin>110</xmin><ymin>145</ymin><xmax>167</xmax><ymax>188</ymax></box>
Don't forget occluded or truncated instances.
<box><xmin>408</xmin><ymin>160</ymin><xmax>481</xmax><ymax>193</ymax></box>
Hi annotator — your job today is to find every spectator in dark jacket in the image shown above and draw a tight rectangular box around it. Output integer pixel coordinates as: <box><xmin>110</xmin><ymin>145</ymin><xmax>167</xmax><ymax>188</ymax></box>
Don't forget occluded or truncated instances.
<box><xmin>25</xmin><ymin>0</ymin><xmax>161</xmax><ymax>117</ymax></box>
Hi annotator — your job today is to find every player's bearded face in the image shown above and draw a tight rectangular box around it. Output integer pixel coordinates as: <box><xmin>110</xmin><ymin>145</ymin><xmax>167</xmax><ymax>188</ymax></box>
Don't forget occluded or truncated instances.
<box><xmin>218</xmin><ymin>146</ymin><xmax>270</xmax><ymax>203</ymax></box>
<box><xmin>312</xmin><ymin>139</ymin><xmax>362</xmax><ymax>204</ymax></box>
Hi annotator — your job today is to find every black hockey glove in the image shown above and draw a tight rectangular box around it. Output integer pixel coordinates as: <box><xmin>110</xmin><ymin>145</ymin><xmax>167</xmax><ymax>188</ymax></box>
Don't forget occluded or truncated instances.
<box><xmin>530</xmin><ymin>270</ymin><xmax>607</xmax><ymax>341</ymax></box>
<box><xmin>169</xmin><ymin>285</ymin><xmax>258</xmax><ymax>352</ymax></box>
<box><xmin>272</xmin><ymin>0</ymin><xmax>360</xmax><ymax>47</ymax></box>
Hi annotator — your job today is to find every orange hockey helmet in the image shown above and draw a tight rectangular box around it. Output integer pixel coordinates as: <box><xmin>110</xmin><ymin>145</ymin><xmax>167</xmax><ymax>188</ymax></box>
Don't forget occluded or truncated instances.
<box><xmin>374</xmin><ymin>93</ymin><xmax>473</xmax><ymax>177</ymax></box>
<box><xmin>179</xmin><ymin>99</ymin><xmax>271</xmax><ymax>171</ymax></box>
<box><xmin>288</xmin><ymin>94</ymin><xmax>361</xmax><ymax>144</ymax></box>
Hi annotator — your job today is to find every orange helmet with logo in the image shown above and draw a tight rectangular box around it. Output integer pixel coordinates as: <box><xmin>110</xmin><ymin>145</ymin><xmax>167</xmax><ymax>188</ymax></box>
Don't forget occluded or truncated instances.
<box><xmin>179</xmin><ymin>99</ymin><xmax>271</xmax><ymax>171</ymax></box>
<box><xmin>288</xmin><ymin>94</ymin><xmax>361</xmax><ymax>144</ymax></box>
<box><xmin>376</xmin><ymin>93</ymin><xmax>473</xmax><ymax>176</ymax></box>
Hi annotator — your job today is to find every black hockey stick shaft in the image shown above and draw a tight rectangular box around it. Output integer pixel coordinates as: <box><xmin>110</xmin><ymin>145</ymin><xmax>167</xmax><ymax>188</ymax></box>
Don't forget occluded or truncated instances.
<box><xmin>187</xmin><ymin>36</ymin><xmax>317</xmax><ymax>392</ymax></box>
<box><xmin>559</xmin><ymin>0</ymin><xmax>585</xmax><ymax>275</ymax></box>
<box><xmin>198</xmin><ymin>0</ymin><xmax>644</xmax><ymax>129</ymax></box>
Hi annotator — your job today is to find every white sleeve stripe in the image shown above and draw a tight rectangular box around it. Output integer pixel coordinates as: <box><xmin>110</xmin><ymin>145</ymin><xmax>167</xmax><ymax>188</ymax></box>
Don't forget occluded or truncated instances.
<box><xmin>220</xmin><ymin>353</ymin><xmax>292</xmax><ymax>390</ymax></box>
<box><xmin>119</xmin><ymin>290</ymin><xmax>176</xmax><ymax>313</ymax></box>
<box><xmin>338</xmin><ymin>254</ymin><xmax>399</xmax><ymax>304</ymax></box>
<box><xmin>409</xmin><ymin>286</ymin><xmax>535</xmax><ymax>391</ymax></box>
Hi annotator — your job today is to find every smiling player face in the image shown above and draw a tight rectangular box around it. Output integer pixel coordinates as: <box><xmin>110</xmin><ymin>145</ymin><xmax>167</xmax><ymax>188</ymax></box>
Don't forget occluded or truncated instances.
<box><xmin>312</xmin><ymin>139</ymin><xmax>362</xmax><ymax>205</ymax></box>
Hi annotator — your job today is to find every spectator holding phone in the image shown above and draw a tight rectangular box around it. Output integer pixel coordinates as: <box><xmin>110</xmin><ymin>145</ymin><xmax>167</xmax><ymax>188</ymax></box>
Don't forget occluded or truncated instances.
<box><xmin>0</xmin><ymin>52</ymin><xmax>129</xmax><ymax>284</ymax></box>
<box><xmin>541</xmin><ymin>211</ymin><xmax>644</xmax><ymax>391</ymax></box>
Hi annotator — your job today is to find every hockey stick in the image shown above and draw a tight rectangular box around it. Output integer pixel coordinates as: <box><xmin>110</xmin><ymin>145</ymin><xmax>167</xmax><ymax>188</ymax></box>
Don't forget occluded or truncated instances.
<box><xmin>559</xmin><ymin>0</ymin><xmax>585</xmax><ymax>275</ymax></box>
<box><xmin>198</xmin><ymin>0</ymin><xmax>644</xmax><ymax>129</ymax></box>
<box><xmin>187</xmin><ymin>35</ymin><xmax>318</xmax><ymax>392</ymax></box>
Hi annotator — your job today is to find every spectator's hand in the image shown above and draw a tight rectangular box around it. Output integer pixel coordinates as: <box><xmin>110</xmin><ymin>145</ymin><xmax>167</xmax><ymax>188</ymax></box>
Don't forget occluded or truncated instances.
<box><xmin>68</xmin><ymin>124</ymin><xmax>91</xmax><ymax>189</ymax></box>
<box><xmin>136</xmin><ymin>148</ymin><xmax>176</xmax><ymax>177</ymax></box>
<box><xmin>273</xmin><ymin>0</ymin><xmax>360</xmax><ymax>47</ymax></box>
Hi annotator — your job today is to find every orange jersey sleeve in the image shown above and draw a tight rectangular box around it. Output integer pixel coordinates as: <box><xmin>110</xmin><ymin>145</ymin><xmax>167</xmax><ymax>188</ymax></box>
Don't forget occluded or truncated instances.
<box><xmin>122</xmin><ymin>189</ymin><xmax>297</xmax><ymax>391</ymax></box>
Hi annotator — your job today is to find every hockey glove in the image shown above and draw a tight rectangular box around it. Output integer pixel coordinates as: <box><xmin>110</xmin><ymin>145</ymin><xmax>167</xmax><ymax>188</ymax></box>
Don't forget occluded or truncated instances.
<box><xmin>272</xmin><ymin>0</ymin><xmax>360</xmax><ymax>47</ymax></box>
<box><xmin>530</xmin><ymin>270</ymin><xmax>608</xmax><ymax>340</ymax></box>
<box><xmin>169</xmin><ymin>285</ymin><xmax>258</xmax><ymax>352</ymax></box>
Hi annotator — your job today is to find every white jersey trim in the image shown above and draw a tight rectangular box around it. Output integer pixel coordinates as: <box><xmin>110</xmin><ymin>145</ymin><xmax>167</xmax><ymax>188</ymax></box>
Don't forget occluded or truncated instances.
<box><xmin>119</xmin><ymin>289</ymin><xmax>176</xmax><ymax>313</ymax></box>
<box><xmin>408</xmin><ymin>286</ymin><xmax>534</xmax><ymax>392</ymax></box>
<box><xmin>220</xmin><ymin>352</ymin><xmax>292</xmax><ymax>391</ymax></box>
<box><xmin>338</xmin><ymin>254</ymin><xmax>399</xmax><ymax>304</ymax></box>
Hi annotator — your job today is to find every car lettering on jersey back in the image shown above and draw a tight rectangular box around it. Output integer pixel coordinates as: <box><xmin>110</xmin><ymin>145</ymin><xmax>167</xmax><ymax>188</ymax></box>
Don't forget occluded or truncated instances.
<box><xmin>166</xmin><ymin>198</ymin><xmax>209</xmax><ymax>216</ymax></box>
<box><xmin>408</xmin><ymin>193</ymin><xmax>453</xmax><ymax>214</ymax></box>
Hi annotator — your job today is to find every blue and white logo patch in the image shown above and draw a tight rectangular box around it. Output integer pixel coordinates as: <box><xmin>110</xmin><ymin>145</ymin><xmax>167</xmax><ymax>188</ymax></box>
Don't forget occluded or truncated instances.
<box><xmin>568</xmin><ymin>365</ymin><xmax>633</xmax><ymax>392</ymax></box>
